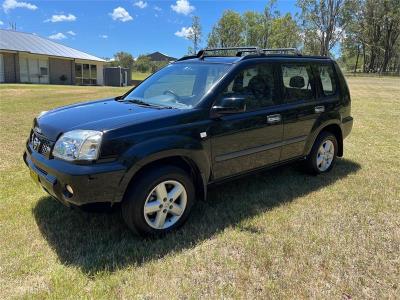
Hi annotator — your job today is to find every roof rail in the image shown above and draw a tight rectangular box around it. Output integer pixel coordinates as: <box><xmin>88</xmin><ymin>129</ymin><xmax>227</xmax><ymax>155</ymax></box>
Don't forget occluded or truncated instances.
<box><xmin>197</xmin><ymin>47</ymin><xmax>260</xmax><ymax>59</ymax></box>
<box><xmin>262</xmin><ymin>48</ymin><xmax>301</xmax><ymax>56</ymax></box>
<box><xmin>175</xmin><ymin>47</ymin><xmax>305</xmax><ymax>62</ymax></box>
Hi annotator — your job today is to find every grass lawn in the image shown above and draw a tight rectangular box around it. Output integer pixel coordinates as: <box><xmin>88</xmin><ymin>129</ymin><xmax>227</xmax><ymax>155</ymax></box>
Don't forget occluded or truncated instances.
<box><xmin>132</xmin><ymin>71</ymin><xmax>152</xmax><ymax>81</ymax></box>
<box><xmin>0</xmin><ymin>78</ymin><xmax>399</xmax><ymax>298</ymax></box>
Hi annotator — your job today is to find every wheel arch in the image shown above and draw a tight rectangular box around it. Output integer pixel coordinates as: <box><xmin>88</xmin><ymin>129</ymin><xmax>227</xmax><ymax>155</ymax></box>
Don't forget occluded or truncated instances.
<box><xmin>305</xmin><ymin>122</ymin><xmax>344</xmax><ymax>157</ymax></box>
<box><xmin>122</xmin><ymin>155</ymin><xmax>207</xmax><ymax>203</ymax></box>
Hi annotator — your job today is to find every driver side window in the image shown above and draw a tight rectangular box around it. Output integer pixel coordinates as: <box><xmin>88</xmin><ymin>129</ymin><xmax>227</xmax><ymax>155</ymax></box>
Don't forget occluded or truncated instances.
<box><xmin>218</xmin><ymin>64</ymin><xmax>277</xmax><ymax>111</ymax></box>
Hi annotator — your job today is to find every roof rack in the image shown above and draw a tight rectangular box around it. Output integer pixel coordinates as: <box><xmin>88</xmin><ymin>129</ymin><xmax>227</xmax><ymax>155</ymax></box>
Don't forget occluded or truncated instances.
<box><xmin>176</xmin><ymin>47</ymin><xmax>304</xmax><ymax>62</ymax></box>
<box><xmin>262</xmin><ymin>48</ymin><xmax>302</xmax><ymax>56</ymax></box>
<box><xmin>196</xmin><ymin>47</ymin><xmax>261</xmax><ymax>59</ymax></box>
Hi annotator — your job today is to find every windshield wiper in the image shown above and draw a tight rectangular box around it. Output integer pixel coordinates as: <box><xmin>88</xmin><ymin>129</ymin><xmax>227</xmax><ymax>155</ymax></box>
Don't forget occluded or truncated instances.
<box><xmin>123</xmin><ymin>99</ymin><xmax>173</xmax><ymax>109</ymax></box>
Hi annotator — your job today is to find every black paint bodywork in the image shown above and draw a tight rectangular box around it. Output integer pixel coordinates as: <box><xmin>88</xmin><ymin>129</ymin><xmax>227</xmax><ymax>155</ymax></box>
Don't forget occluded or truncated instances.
<box><xmin>23</xmin><ymin>55</ymin><xmax>353</xmax><ymax>206</ymax></box>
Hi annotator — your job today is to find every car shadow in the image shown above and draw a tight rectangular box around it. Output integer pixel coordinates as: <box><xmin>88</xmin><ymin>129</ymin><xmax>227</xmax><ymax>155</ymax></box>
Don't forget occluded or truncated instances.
<box><xmin>32</xmin><ymin>159</ymin><xmax>361</xmax><ymax>274</ymax></box>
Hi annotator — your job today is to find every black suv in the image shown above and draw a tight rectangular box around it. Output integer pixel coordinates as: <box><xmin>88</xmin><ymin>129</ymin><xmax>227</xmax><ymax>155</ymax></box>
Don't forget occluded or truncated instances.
<box><xmin>24</xmin><ymin>47</ymin><xmax>353</xmax><ymax>236</ymax></box>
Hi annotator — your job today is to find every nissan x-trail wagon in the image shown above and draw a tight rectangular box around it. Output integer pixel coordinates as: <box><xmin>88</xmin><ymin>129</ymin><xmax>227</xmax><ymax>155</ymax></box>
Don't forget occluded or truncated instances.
<box><xmin>24</xmin><ymin>47</ymin><xmax>353</xmax><ymax>236</ymax></box>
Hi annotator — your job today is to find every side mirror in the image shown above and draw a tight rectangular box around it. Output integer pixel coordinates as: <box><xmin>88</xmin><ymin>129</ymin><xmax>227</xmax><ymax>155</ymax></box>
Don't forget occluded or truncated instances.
<box><xmin>212</xmin><ymin>96</ymin><xmax>246</xmax><ymax>116</ymax></box>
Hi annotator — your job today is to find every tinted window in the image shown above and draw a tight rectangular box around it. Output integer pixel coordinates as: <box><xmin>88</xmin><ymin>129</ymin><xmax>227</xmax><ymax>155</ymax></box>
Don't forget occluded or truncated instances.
<box><xmin>318</xmin><ymin>64</ymin><xmax>337</xmax><ymax>97</ymax></box>
<box><xmin>219</xmin><ymin>64</ymin><xmax>277</xmax><ymax>111</ymax></box>
<box><xmin>281</xmin><ymin>64</ymin><xmax>314</xmax><ymax>102</ymax></box>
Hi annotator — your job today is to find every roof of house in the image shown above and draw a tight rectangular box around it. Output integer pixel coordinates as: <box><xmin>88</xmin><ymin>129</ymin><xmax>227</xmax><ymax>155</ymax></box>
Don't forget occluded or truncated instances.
<box><xmin>0</xmin><ymin>29</ymin><xmax>105</xmax><ymax>62</ymax></box>
<box><xmin>146</xmin><ymin>51</ymin><xmax>177</xmax><ymax>62</ymax></box>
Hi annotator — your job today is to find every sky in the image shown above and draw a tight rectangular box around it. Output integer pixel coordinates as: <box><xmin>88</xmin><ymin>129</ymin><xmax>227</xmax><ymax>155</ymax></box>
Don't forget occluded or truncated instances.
<box><xmin>0</xmin><ymin>0</ymin><xmax>300</xmax><ymax>59</ymax></box>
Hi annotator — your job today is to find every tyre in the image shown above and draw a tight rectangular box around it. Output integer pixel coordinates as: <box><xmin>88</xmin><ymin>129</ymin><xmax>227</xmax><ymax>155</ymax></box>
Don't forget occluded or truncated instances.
<box><xmin>121</xmin><ymin>165</ymin><xmax>195</xmax><ymax>237</ymax></box>
<box><xmin>304</xmin><ymin>131</ymin><xmax>338</xmax><ymax>174</ymax></box>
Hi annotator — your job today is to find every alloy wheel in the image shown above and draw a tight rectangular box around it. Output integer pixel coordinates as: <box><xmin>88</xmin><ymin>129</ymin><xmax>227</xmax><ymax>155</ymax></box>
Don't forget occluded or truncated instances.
<box><xmin>143</xmin><ymin>180</ymin><xmax>187</xmax><ymax>229</ymax></box>
<box><xmin>316</xmin><ymin>140</ymin><xmax>335</xmax><ymax>172</ymax></box>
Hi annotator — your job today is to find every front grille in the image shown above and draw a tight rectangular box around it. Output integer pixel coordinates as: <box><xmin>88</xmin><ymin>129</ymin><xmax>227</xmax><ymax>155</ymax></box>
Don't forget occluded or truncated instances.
<box><xmin>30</xmin><ymin>131</ymin><xmax>54</xmax><ymax>158</ymax></box>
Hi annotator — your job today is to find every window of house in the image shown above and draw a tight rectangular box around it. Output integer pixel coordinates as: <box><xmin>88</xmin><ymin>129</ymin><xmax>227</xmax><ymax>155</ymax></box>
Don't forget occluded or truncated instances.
<box><xmin>281</xmin><ymin>64</ymin><xmax>314</xmax><ymax>102</ymax></box>
<box><xmin>218</xmin><ymin>64</ymin><xmax>277</xmax><ymax>111</ymax></box>
<box><xmin>40</xmin><ymin>67</ymin><xmax>48</xmax><ymax>76</ymax></box>
<box><xmin>75</xmin><ymin>63</ymin><xmax>97</xmax><ymax>85</ymax></box>
<box><xmin>318</xmin><ymin>64</ymin><xmax>337</xmax><ymax>97</ymax></box>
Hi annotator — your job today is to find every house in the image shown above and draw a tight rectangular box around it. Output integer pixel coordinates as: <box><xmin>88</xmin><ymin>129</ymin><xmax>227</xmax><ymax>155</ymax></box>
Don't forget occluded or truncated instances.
<box><xmin>146</xmin><ymin>51</ymin><xmax>177</xmax><ymax>62</ymax></box>
<box><xmin>0</xmin><ymin>29</ymin><xmax>105</xmax><ymax>85</ymax></box>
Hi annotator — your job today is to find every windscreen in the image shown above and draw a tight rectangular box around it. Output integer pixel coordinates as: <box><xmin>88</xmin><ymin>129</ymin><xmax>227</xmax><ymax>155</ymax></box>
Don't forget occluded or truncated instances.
<box><xmin>124</xmin><ymin>63</ymin><xmax>231</xmax><ymax>109</ymax></box>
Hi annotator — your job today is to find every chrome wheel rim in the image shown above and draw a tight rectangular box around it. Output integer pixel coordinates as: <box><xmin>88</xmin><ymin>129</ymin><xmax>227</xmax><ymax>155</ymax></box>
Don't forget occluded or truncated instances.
<box><xmin>316</xmin><ymin>140</ymin><xmax>335</xmax><ymax>172</ymax></box>
<box><xmin>143</xmin><ymin>180</ymin><xmax>187</xmax><ymax>230</ymax></box>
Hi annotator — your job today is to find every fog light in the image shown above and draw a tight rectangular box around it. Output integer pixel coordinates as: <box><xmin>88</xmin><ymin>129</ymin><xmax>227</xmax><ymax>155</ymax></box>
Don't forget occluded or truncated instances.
<box><xmin>65</xmin><ymin>184</ymin><xmax>74</xmax><ymax>195</ymax></box>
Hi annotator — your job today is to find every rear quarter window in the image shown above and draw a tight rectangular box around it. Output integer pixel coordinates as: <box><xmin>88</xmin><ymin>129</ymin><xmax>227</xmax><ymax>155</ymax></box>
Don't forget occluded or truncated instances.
<box><xmin>318</xmin><ymin>64</ymin><xmax>337</xmax><ymax>97</ymax></box>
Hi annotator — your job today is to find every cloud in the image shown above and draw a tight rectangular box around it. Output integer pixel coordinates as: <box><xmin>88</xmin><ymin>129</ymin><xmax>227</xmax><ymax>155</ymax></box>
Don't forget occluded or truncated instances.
<box><xmin>99</xmin><ymin>34</ymin><xmax>108</xmax><ymax>39</ymax></box>
<box><xmin>171</xmin><ymin>0</ymin><xmax>194</xmax><ymax>15</ymax></box>
<box><xmin>3</xmin><ymin>0</ymin><xmax>37</xmax><ymax>13</ymax></box>
<box><xmin>66</xmin><ymin>30</ymin><xmax>76</xmax><ymax>36</ymax></box>
<box><xmin>153</xmin><ymin>5</ymin><xmax>162</xmax><ymax>11</ymax></box>
<box><xmin>175</xmin><ymin>26</ymin><xmax>193</xmax><ymax>39</ymax></box>
<box><xmin>48</xmin><ymin>32</ymin><xmax>67</xmax><ymax>40</ymax></box>
<box><xmin>0</xmin><ymin>20</ymin><xmax>3</xmax><ymax>25</ymax></box>
<box><xmin>45</xmin><ymin>14</ymin><xmax>77</xmax><ymax>23</ymax></box>
<box><xmin>110</xmin><ymin>7</ymin><xmax>133</xmax><ymax>22</ymax></box>
<box><xmin>134</xmin><ymin>1</ymin><xmax>147</xmax><ymax>9</ymax></box>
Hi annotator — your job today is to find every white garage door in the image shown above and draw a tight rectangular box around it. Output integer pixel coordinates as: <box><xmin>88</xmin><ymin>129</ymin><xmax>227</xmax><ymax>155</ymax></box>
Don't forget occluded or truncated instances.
<box><xmin>19</xmin><ymin>55</ymin><xmax>49</xmax><ymax>84</ymax></box>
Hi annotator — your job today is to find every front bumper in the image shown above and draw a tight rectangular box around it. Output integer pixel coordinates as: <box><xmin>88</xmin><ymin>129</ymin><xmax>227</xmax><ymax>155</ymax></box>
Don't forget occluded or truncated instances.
<box><xmin>23</xmin><ymin>144</ymin><xmax>127</xmax><ymax>206</ymax></box>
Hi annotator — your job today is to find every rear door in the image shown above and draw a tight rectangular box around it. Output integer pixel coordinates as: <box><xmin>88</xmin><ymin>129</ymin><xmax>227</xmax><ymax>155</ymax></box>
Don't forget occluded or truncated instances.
<box><xmin>209</xmin><ymin>62</ymin><xmax>284</xmax><ymax>179</ymax></box>
<box><xmin>279</xmin><ymin>62</ymin><xmax>318</xmax><ymax>160</ymax></box>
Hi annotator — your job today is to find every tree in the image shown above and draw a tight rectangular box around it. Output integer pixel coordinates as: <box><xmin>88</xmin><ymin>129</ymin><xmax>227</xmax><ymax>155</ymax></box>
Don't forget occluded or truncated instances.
<box><xmin>297</xmin><ymin>0</ymin><xmax>357</xmax><ymax>56</ymax></box>
<box><xmin>134</xmin><ymin>55</ymin><xmax>152</xmax><ymax>73</ymax></box>
<box><xmin>381</xmin><ymin>0</ymin><xmax>400</xmax><ymax>72</ymax></box>
<box><xmin>207</xmin><ymin>10</ymin><xmax>244</xmax><ymax>48</ymax></box>
<box><xmin>242</xmin><ymin>11</ymin><xmax>266</xmax><ymax>46</ymax></box>
<box><xmin>188</xmin><ymin>16</ymin><xmax>202</xmax><ymax>54</ymax></box>
<box><xmin>269</xmin><ymin>13</ymin><xmax>301</xmax><ymax>48</ymax></box>
<box><xmin>112</xmin><ymin>52</ymin><xmax>135</xmax><ymax>69</ymax></box>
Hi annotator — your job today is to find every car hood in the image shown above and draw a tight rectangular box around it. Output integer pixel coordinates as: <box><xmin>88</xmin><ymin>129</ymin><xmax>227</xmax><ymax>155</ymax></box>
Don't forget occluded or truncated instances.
<box><xmin>35</xmin><ymin>99</ymin><xmax>183</xmax><ymax>141</ymax></box>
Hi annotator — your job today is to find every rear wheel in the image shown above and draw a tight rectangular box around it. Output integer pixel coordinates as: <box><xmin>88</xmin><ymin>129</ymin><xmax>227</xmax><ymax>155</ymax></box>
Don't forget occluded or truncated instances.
<box><xmin>122</xmin><ymin>165</ymin><xmax>195</xmax><ymax>237</ymax></box>
<box><xmin>304</xmin><ymin>131</ymin><xmax>338</xmax><ymax>174</ymax></box>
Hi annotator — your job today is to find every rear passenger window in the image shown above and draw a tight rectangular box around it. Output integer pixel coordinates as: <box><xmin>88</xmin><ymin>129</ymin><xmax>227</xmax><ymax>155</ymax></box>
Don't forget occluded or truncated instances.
<box><xmin>318</xmin><ymin>64</ymin><xmax>337</xmax><ymax>96</ymax></box>
<box><xmin>281</xmin><ymin>64</ymin><xmax>314</xmax><ymax>102</ymax></box>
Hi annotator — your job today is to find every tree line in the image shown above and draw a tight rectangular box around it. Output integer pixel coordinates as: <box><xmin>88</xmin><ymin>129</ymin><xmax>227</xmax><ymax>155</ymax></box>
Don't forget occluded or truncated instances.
<box><xmin>109</xmin><ymin>0</ymin><xmax>399</xmax><ymax>75</ymax></box>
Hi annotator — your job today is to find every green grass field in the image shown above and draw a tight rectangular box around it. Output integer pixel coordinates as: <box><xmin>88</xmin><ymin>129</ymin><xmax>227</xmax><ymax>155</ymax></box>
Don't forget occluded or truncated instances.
<box><xmin>0</xmin><ymin>78</ymin><xmax>399</xmax><ymax>298</ymax></box>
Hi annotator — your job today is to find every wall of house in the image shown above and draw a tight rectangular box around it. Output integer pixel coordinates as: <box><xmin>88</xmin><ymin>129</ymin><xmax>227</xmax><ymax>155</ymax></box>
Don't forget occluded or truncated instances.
<box><xmin>0</xmin><ymin>52</ymin><xmax>18</xmax><ymax>83</ymax></box>
<box><xmin>49</xmin><ymin>58</ymin><xmax>74</xmax><ymax>84</ymax></box>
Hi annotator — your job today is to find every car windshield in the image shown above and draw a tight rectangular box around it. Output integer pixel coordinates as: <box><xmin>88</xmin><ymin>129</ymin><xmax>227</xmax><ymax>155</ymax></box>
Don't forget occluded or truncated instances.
<box><xmin>123</xmin><ymin>63</ymin><xmax>231</xmax><ymax>109</ymax></box>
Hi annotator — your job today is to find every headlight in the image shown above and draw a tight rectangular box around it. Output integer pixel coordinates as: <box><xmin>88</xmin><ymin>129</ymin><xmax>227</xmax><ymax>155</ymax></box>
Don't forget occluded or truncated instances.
<box><xmin>53</xmin><ymin>130</ymin><xmax>103</xmax><ymax>161</ymax></box>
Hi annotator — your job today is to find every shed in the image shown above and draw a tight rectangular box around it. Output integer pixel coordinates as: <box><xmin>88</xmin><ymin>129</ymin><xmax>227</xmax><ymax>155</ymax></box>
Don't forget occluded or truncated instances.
<box><xmin>103</xmin><ymin>67</ymin><xmax>131</xmax><ymax>87</ymax></box>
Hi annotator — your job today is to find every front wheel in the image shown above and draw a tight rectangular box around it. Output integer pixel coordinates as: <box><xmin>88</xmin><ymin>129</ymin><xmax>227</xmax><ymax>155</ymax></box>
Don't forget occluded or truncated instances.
<box><xmin>121</xmin><ymin>165</ymin><xmax>195</xmax><ymax>237</ymax></box>
<box><xmin>304</xmin><ymin>131</ymin><xmax>338</xmax><ymax>174</ymax></box>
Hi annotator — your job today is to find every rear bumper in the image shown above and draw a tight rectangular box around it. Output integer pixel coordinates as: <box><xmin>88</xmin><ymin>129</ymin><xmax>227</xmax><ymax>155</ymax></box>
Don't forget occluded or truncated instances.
<box><xmin>23</xmin><ymin>145</ymin><xmax>127</xmax><ymax>206</ymax></box>
<box><xmin>342</xmin><ymin>116</ymin><xmax>353</xmax><ymax>139</ymax></box>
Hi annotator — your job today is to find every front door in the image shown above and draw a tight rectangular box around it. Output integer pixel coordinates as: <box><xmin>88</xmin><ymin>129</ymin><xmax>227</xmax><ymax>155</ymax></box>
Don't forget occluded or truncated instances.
<box><xmin>209</xmin><ymin>63</ymin><xmax>283</xmax><ymax>179</ymax></box>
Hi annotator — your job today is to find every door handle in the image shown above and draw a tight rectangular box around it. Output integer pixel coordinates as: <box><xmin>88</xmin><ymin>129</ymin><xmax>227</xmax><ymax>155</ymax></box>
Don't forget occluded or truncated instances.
<box><xmin>267</xmin><ymin>114</ymin><xmax>281</xmax><ymax>124</ymax></box>
<box><xmin>315</xmin><ymin>105</ymin><xmax>325</xmax><ymax>113</ymax></box>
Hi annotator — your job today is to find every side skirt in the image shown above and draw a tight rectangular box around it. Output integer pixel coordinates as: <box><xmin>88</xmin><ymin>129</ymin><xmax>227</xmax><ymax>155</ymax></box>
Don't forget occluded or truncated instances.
<box><xmin>207</xmin><ymin>155</ymin><xmax>305</xmax><ymax>187</ymax></box>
